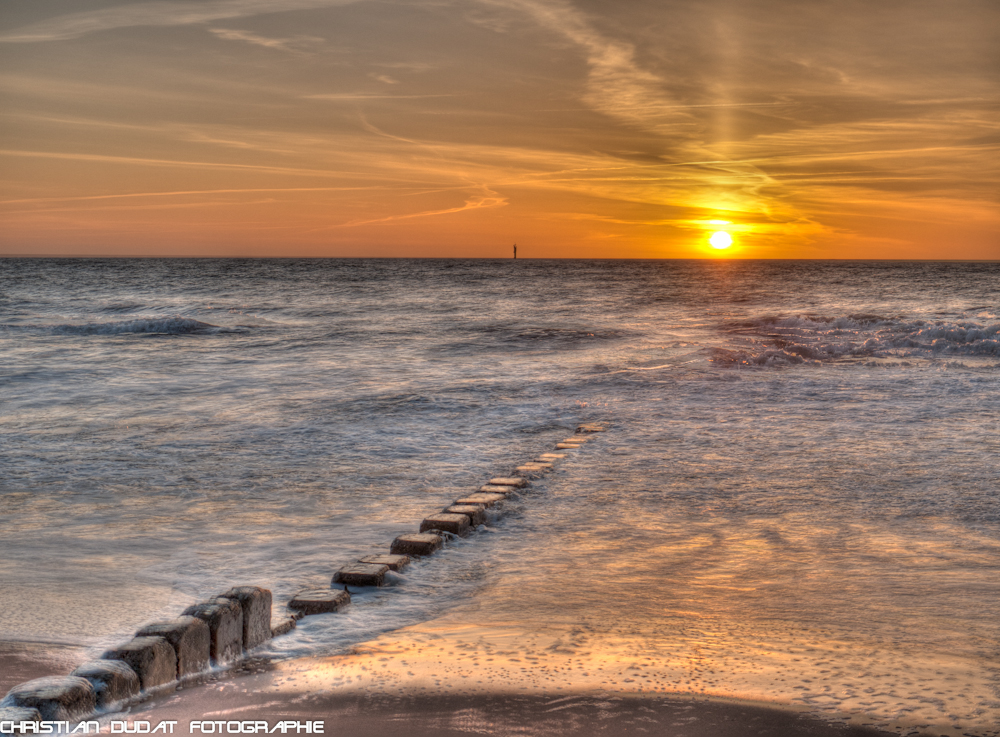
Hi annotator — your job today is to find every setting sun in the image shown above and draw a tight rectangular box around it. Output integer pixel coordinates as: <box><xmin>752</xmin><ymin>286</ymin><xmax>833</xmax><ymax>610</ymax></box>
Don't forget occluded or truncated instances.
<box><xmin>709</xmin><ymin>231</ymin><xmax>733</xmax><ymax>249</ymax></box>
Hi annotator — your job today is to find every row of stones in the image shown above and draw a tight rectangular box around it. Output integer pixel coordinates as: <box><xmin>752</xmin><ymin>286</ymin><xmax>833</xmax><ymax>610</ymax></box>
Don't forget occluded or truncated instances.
<box><xmin>0</xmin><ymin>586</ymin><xmax>275</xmax><ymax>729</ymax></box>
<box><xmin>1</xmin><ymin>423</ymin><xmax>605</xmax><ymax>732</ymax></box>
<box><xmin>284</xmin><ymin>424</ymin><xmax>605</xmax><ymax>614</ymax></box>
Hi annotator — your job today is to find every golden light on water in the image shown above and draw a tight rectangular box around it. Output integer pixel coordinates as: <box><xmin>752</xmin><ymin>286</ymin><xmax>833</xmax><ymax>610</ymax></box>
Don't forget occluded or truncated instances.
<box><xmin>709</xmin><ymin>231</ymin><xmax>733</xmax><ymax>250</ymax></box>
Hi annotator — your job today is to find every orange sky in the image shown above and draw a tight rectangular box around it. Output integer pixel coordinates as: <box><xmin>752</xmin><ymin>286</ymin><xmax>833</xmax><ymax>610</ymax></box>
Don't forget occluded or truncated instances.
<box><xmin>1</xmin><ymin>0</ymin><xmax>998</xmax><ymax>259</ymax></box>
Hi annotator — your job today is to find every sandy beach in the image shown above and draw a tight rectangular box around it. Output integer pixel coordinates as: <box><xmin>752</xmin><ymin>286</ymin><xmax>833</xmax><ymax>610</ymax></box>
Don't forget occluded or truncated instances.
<box><xmin>1</xmin><ymin>640</ymin><xmax>896</xmax><ymax>737</ymax></box>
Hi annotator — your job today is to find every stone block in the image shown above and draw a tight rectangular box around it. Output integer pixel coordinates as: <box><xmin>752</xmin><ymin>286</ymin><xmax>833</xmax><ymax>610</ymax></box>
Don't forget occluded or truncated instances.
<box><xmin>563</xmin><ymin>435</ymin><xmax>593</xmax><ymax>443</ymax></box>
<box><xmin>288</xmin><ymin>589</ymin><xmax>350</xmax><ymax>616</ymax></box>
<box><xmin>69</xmin><ymin>660</ymin><xmax>139</xmax><ymax>711</ymax></box>
<box><xmin>576</xmin><ymin>424</ymin><xmax>605</xmax><ymax>433</ymax></box>
<box><xmin>1</xmin><ymin>678</ymin><xmax>95</xmax><ymax>722</ymax></box>
<box><xmin>102</xmin><ymin>637</ymin><xmax>176</xmax><ymax>691</ymax></box>
<box><xmin>136</xmin><ymin>616</ymin><xmax>210</xmax><ymax>679</ymax></box>
<box><xmin>182</xmin><ymin>597</ymin><xmax>243</xmax><ymax>665</ymax></box>
<box><xmin>444</xmin><ymin>505</ymin><xmax>486</xmax><ymax>526</ymax></box>
<box><xmin>333</xmin><ymin>563</ymin><xmax>389</xmax><ymax>587</ymax></box>
<box><xmin>270</xmin><ymin>617</ymin><xmax>296</xmax><ymax>638</ymax></box>
<box><xmin>454</xmin><ymin>492</ymin><xmax>506</xmax><ymax>508</ymax></box>
<box><xmin>419</xmin><ymin>513</ymin><xmax>471</xmax><ymax>537</ymax></box>
<box><xmin>516</xmin><ymin>463</ymin><xmax>551</xmax><ymax>476</ymax></box>
<box><xmin>221</xmin><ymin>586</ymin><xmax>272</xmax><ymax>651</ymax></box>
<box><xmin>358</xmin><ymin>554</ymin><xmax>410</xmax><ymax>571</ymax></box>
<box><xmin>537</xmin><ymin>453</ymin><xmax>566</xmax><ymax>460</ymax></box>
<box><xmin>477</xmin><ymin>485</ymin><xmax>517</xmax><ymax>494</ymax></box>
<box><xmin>0</xmin><ymin>706</ymin><xmax>41</xmax><ymax>736</ymax></box>
<box><xmin>488</xmin><ymin>477</ymin><xmax>528</xmax><ymax>487</ymax></box>
<box><xmin>555</xmin><ymin>443</ymin><xmax>580</xmax><ymax>449</ymax></box>
<box><xmin>390</xmin><ymin>532</ymin><xmax>444</xmax><ymax>557</ymax></box>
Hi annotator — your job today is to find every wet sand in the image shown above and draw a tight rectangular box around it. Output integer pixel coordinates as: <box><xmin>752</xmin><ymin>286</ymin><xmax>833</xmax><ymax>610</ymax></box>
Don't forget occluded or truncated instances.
<box><xmin>134</xmin><ymin>686</ymin><xmax>897</xmax><ymax>737</ymax></box>
<box><xmin>0</xmin><ymin>641</ymin><xmax>88</xmax><ymax>694</ymax></box>
<box><xmin>2</xmin><ymin>642</ymin><xmax>896</xmax><ymax>737</ymax></box>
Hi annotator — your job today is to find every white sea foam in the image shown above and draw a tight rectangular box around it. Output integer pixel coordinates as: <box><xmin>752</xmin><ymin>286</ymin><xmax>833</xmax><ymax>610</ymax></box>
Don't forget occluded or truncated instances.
<box><xmin>719</xmin><ymin>313</ymin><xmax>1000</xmax><ymax>365</ymax></box>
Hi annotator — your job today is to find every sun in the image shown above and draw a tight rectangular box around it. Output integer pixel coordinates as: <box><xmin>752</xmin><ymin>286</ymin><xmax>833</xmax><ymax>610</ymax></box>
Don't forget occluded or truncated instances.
<box><xmin>709</xmin><ymin>231</ymin><xmax>733</xmax><ymax>250</ymax></box>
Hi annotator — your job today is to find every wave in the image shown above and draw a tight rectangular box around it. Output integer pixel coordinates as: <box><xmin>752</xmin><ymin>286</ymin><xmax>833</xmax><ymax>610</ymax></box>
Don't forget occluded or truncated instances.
<box><xmin>51</xmin><ymin>317</ymin><xmax>222</xmax><ymax>335</ymax></box>
<box><xmin>478</xmin><ymin>324</ymin><xmax>630</xmax><ymax>348</ymax></box>
<box><xmin>717</xmin><ymin>313</ymin><xmax>1000</xmax><ymax>367</ymax></box>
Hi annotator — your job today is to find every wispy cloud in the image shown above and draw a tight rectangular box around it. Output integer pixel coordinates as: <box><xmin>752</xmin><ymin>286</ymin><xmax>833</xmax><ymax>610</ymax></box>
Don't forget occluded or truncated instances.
<box><xmin>0</xmin><ymin>0</ymin><xmax>364</xmax><ymax>44</ymax></box>
<box><xmin>209</xmin><ymin>28</ymin><xmax>323</xmax><ymax>53</ymax></box>
<box><xmin>469</xmin><ymin>0</ymin><xmax>785</xmax><ymax>221</ymax></box>
<box><xmin>1</xmin><ymin>187</ymin><xmax>385</xmax><ymax>206</ymax></box>
<box><xmin>0</xmin><ymin>149</ymin><xmax>354</xmax><ymax>178</ymax></box>
<box><xmin>337</xmin><ymin>187</ymin><xmax>508</xmax><ymax>227</ymax></box>
<box><xmin>305</xmin><ymin>93</ymin><xmax>455</xmax><ymax>100</ymax></box>
<box><xmin>476</xmin><ymin>0</ymin><xmax>693</xmax><ymax>136</ymax></box>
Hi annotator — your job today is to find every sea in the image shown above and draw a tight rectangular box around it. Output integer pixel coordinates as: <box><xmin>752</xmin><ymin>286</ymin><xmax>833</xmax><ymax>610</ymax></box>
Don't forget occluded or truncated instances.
<box><xmin>1</xmin><ymin>259</ymin><xmax>998</xmax><ymax>735</ymax></box>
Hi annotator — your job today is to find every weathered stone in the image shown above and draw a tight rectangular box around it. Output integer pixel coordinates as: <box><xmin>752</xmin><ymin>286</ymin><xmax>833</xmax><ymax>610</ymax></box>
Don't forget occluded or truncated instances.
<box><xmin>444</xmin><ymin>504</ymin><xmax>486</xmax><ymax>526</ymax></box>
<box><xmin>477</xmin><ymin>485</ymin><xmax>517</xmax><ymax>494</ymax></box>
<box><xmin>358</xmin><ymin>554</ymin><xmax>410</xmax><ymax>571</ymax></box>
<box><xmin>488</xmin><ymin>477</ymin><xmax>528</xmax><ymax>487</ymax></box>
<box><xmin>420</xmin><ymin>513</ymin><xmax>471</xmax><ymax>537</ymax></box>
<box><xmin>102</xmin><ymin>637</ymin><xmax>176</xmax><ymax>691</ymax></box>
<box><xmin>0</xmin><ymin>706</ymin><xmax>41</xmax><ymax>735</ymax></box>
<box><xmin>454</xmin><ymin>492</ymin><xmax>506</xmax><ymax>508</ymax></box>
<box><xmin>69</xmin><ymin>660</ymin><xmax>139</xmax><ymax>711</ymax></box>
<box><xmin>536</xmin><ymin>453</ymin><xmax>566</xmax><ymax>461</ymax></box>
<box><xmin>270</xmin><ymin>617</ymin><xmax>296</xmax><ymax>637</ymax></box>
<box><xmin>1</xmin><ymin>678</ymin><xmax>95</xmax><ymax>722</ymax></box>
<box><xmin>182</xmin><ymin>597</ymin><xmax>243</xmax><ymax>665</ymax></box>
<box><xmin>390</xmin><ymin>532</ymin><xmax>444</xmax><ymax>557</ymax></box>
<box><xmin>576</xmin><ymin>424</ymin><xmax>605</xmax><ymax>433</ymax></box>
<box><xmin>555</xmin><ymin>443</ymin><xmax>581</xmax><ymax>449</ymax></box>
<box><xmin>288</xmin><ymin>589</ymin><xmax>350</xmax><ymax>616</ymax></box>
<box><xmin>221</xmin><ymin>586</ymin><xmax>272</xmax><ymax>651</ymax></box>
<box><xmin>136</xmin><ymin>616</ymin><xmax>210</xmax><ymax>679</ymax></box>
<box><xmin>516</xmin><ymin>463</ymin><xmax>551</xmax><ymax>475</ymax></box>
<box><xmin>333</xmin><ymin>563</ymin><xmax>389</xmax><ymax>587</ymax></box>
<box><xmin>563</xmin><ymin>435</ymin><xmax>593</xmax><ymax>443</ymax></box>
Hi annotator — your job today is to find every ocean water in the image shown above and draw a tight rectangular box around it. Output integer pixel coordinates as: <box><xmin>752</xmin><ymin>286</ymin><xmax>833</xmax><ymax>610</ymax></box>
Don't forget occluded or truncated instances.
<box><xmin>1</xmin><ymin>259</ymin><xmax>998</xmax><ymax>735</ymax></box>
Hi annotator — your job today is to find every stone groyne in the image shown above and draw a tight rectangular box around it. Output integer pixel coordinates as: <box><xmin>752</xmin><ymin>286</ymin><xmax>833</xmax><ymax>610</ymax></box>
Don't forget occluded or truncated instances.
<box><xmin>0</xmin><ymin>424</ymin><xmax>605</xmax><ymax>734</ymax></box>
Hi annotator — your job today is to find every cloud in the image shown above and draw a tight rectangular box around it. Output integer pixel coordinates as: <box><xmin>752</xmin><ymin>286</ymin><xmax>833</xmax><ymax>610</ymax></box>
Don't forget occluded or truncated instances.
<box><xmin>305</xmin><ymin>93</ymin><xmax>455</xmax><ymax>100</ymax></box>
<box><xmin>0</xmin><ymin>0</ymin><xmax>364</xmax><ymax>44</ymax></box>
<box><xmin>0</xmin><ymin>149</ymin><xmax>355</xmax><ymax>178</ymax></box>
<box><xmin>337</xmin><ymin>187</ymin><xmax>508</xmax><ymax>227</ymax></box>
<box><xmin>476</xmin><ymin>0</ymin><xmax>693</xmax><ymax>136</ymax></box>
<box><xmin>1</xmin><ymin>187</ymin><xmax>385</xmax><ymax>206</ymax></box>
<box><xmin>208</xmin><ymin>28</ymin><xmax>322</xmax><ymax>53</ymax></box>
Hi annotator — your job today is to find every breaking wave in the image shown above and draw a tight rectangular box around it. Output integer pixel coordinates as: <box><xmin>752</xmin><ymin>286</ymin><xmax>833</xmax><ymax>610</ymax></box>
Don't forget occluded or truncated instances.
<box><xmin>714</xmin><ymin>313</ymin><xmax>1000</xmax><ymax>367</ymax></box>
<box><xmin>50</xmin><ymin>317</ymin><xmax>222</xmax><ymax>335</ymax></box>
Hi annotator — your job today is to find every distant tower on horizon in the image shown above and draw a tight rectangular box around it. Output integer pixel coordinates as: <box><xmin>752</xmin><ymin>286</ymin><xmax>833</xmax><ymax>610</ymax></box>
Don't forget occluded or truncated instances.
<box><xmin>513</xmin><ymin>243</ymin><xmax>517</xmax><ymax>259</ymax></box>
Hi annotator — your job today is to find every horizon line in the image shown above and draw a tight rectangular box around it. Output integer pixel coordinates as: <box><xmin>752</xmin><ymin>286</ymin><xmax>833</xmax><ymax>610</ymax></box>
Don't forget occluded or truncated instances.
<box><xmin>2</xmin><ymin>255</ymin><xmax>999</xmax><ymax>263</ymax></box>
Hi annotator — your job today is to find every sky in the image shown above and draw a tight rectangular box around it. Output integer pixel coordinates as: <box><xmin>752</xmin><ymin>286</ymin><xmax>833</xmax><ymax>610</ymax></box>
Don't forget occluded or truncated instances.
<box><xmin>1</xmin><ymin>0</ymin><xmax>998</xmax><ymax>259</ymax></box>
